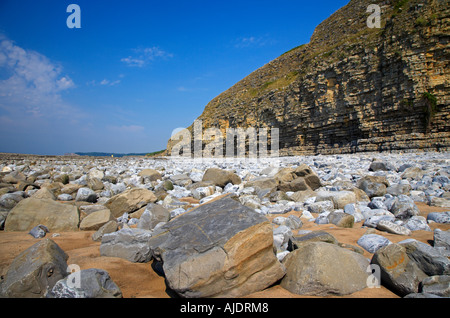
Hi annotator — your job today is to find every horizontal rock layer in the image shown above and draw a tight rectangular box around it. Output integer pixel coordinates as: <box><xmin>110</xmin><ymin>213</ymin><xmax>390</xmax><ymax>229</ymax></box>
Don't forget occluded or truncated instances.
<box><xmin>167</xmin><ymin>0</ymin><xmax>450</xmax><ymax>156</ymax></box>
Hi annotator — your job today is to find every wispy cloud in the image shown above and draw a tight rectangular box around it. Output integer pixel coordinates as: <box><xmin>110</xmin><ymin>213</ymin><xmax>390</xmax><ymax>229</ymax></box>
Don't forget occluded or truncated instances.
<box><xmin>177</xmin><ymin>86</ymin><xmax>190</xmax><ymax>92</ymax></box>
<box><xmin>0</xmin><ymin>34</ymin><xmax>77</xmax><ymax>121</ymax></box>
<box><xmin>121</xmin><ymin>46</ymin><xmax>173</xmax><ymax>67</ymax></box>
<box><xmin>234</xmin><ymin>35</ymin><xmax>276</xmax><ymax>48</ymax></box>
<box><xmin>88</xmin><ymin>78</ymin><xmax>121</xmax><ymax>86</ymax></box>
<box><xmin>108</xmin><ymin>125</ymin><xmax>145</xmax><ymax>133</ymax></box>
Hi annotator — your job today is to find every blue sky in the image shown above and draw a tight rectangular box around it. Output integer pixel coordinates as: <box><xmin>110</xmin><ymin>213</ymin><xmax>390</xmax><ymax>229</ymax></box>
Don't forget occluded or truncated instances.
<box><xmin>0</xmin><ymin>0</ymin><xmax>349</xmax><ymax>155</ymax></box>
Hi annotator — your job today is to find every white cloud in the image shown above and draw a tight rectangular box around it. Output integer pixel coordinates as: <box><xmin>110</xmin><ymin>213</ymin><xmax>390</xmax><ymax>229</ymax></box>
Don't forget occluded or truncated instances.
<box><xmin>121</xmin><ymin>46</ymin><xmax>173</xmax><ymax>67</ymax></box>
<box><xmin>120</xmin><ymin>56</ymin><xmax>146</xmax><ymax>67</ymax></box>
<box><xmin>0</xmin><ymin>35</ymin><xmax>76</xmax><ymax>120</ymax></box>
<box><xmin>87</xmin><ymin>78</ymin><xmax>121</xmax><ymax>86</ymax></box>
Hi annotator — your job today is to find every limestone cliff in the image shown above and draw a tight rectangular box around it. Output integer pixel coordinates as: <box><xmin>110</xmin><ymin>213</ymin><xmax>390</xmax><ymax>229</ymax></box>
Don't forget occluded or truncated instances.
<box><xmin>167</xmin><ymin>0</ymin><xmax>450</xmax><ymax>156</ymax></box>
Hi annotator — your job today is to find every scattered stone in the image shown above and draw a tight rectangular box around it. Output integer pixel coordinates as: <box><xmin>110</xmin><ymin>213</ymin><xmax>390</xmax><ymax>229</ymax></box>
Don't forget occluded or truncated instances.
<box><xmin>290</xmin><ymin>231</ymin><xmax>339</xmax><ymax>250</ymax></box>
<box><xmin>400</xmin><ymin>239</ymin><xmax>450</xmax><ymax>276</ymax></box>
<box><xmin>245</xmin><ymin>177</ymin><xmax>278</xmax><ymax>191</ymax></box>
<box><xmin>283</xmin><ymin>215</ymin><xmax>303</xmax><ymax>230</ymax></box>
<box><xmin>363</xmin><ymin>213</ymin><xmax>395</xmax><ymax>228</ymax></box>
<box><xmin>389</xmin><ymin>195</ymin><xmax>420</xmax><ymax>219</ymax></box>
<box><xmin>427</xmin><ymin>211</ymin><xmax>450</xmax><ymax>224</ymax></box>
<box><xmin>403</xmin><ymin>216</ymin><xmax>431</xmax><ymax>232</ymax></box>
<box><xmin>138</xmin><ymin>168</ymin><xmax>162</xmax><ymax>181</ymax></box>
<box><xmin>163</xmin><ymin>179</ymin><xmax>174</xmax><ymax>191</ymax></box>
<box><xmin>290</xmin><ymin>189</ymin><xmax>316</xmax><ymax>202</ymax></box>
<box><xmin>104</xmin><ymin>188</ymin><xmax>157</xmax><ymax>218</ymax></box>
<box><xmin>137</xmin><ymin>203</ymin><xmax>170</xmax><ymax>231</ymax></box>
<box><xmin>420</xmin><ymin>275</ymin><xmax>450</xmax><ymax>298</ymax></box>
<box><xmin>202</xmin><ymin>168</ymin><xmax>241</xmax><ymax>188</ymax></box>
<box><xmin>0</xmin><ymin>192</ymin><xmax>25</xmax><ymax>210</ymax></box>
<box><xmin>307</xmin><ymin>200</ymin><xmax>334</xmax><ymax>214</ymax></box>
<box><xmin>357</xmin><ymin>234</ymin><xmax>391</xmax><ymax>253</ymax></box>
<box><xmin>61</xmin><ymin>183</ymin><xmax>82</xmax><ymax>195</ymax></box>
<box><xmin>100</xmin><ymin>228</ymin><xmax>153</xmax><ymax>263</ymax></box>
<box><xmin>92</xmin><ymin>220</ymin><xmax>118</xmax><ymax>242</ymax></box>
<box><xmin>357</xmin><ymin>176</ymin><xmax>389</xmax><ymax>199</ymax></box>
<box><xmin>87</xmin><ymin>177</ymin><xmax>104</xmax><ymax>191</ymax></box>
<box><xmin>401</xmin><ymin>167</ymin><xmax>424</xmax><ymax>180</ymax></box>
<box><xmin>386</xmin><ymin>183</ymin><xmax>411</xmax><ymax>196</ymax></box>
<box><xmin>170</xmin><ymin>174</ymin><xmax>192</xmax><ymax>187</ymax></box>
<box><xmin>376</xmin><ymin>220</ymin><xmax>412</xmax><ymax>236</ymax></box>
<box><xmin>293</xmin><ymin>164</ymin><xmax>322</xmax><ymax>190</ymax></box>
<box><xmin>327</xmin><ymin>212</ymin><xmax>355</xmax><ymax>228</ymax></box>
<box><xmin>57</xmin><ymin>193</ymin><xmax>73</xmax><ymax>201</ymax></box>
<box><xmin>75</xmin><ymin>187</ymin><xmax>98</xmax><ymax>203</ymax></box>
<box><xmin>192</xmin><ymin>186</ymin><xmax>216</xmax><ymax>200</ymax></box>
<box><xmin>433</xmin><ymin>229</ymin><xmax>450</xmax><ymax>253</ymax></box>
<box><xmin>29</xmin><ymin>224</ymin><xmax>50</xmax><ymax>238</ymax></box>
<box><xmin>369</xmin><ymin>160</ymin><xmax>390</xmax><ymax>172</ymax></box>
<box><xmin>31</xmin><ymin>187</ymin><xmax>56</xmax><ymax>200</ymax></box>
<box><xmin>316</xmin><ymin>190</ymin><xmax>356</xmax><ymax>209</ymax></box>
<box><xmin>79</xmin><ymin>208</ymin><xmax>113</xmax><ymax>231</ymax></box>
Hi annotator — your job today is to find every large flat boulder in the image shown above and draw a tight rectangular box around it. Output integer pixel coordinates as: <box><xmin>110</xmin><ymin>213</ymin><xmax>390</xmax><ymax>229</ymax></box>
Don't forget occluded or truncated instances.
<box><xmin>148</xmin><ymin>194</ymin><xmax>285</xmax><ymax>298</ymax></box>
<box><xmin>104</xmin><ymin>188</ymin><xmax>157</xmax><ymax>218</ymax></box>
<box><xmin>0</xmin><ymin>239</ymin><xmax>69</xmax><ymax>298</ymax></box>
<box><xmin>4</xmin><ymin>198</ymin><xmax>79</xmax><ymax>232</ymax></box>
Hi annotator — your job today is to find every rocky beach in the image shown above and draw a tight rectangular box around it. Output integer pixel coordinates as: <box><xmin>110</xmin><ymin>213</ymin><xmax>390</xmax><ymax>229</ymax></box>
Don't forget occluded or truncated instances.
<box><xmin>0</xmin><ymin>151</ymin><xmax>449</xmax><ymax>298</ymax></box>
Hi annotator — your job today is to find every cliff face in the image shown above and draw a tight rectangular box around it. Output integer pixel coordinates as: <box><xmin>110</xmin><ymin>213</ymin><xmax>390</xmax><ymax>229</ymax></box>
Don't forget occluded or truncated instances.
<box><xmin>168</xmin><ymin>0</ymin><xmax>450</xmax><ymax>156</ymax></box>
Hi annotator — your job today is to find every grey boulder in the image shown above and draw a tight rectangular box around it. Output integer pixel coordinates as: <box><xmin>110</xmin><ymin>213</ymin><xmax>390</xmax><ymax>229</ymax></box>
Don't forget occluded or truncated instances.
<box><xmin>400</xmin><ymin>239</ymin><xmax>450</xmax><ymax>276</ymax></box>
<box><xmin>420</xmin><ymin>275</ymin><xmax>450</xmax><ymax>298</ymax></box>
<box><xmin>357</xmin><ymin>234</ymin><xmax>391</xmax><ymax>254</ymax></box>
<box><xmin>371</xmin><ymin>243</ymin><xmax>428</xmax><ymax>297</ymax></box>
<box><xmin>100</xmin><ymin>228</ymin><xmax>153</xmax><ymax>263</ymax></box>
<box><xmin>148</xmin><ymin>194</ymin><xmax>285</xmax><ymax>298</ymax></box>
<box><xmin>281</xmin><ymin>242</ymin><xmax>369</xmax><ymax>296</ymax></box>
<box><xmin>0</xmin><ymin>239</ymin><xmax>69</xmax><ymax>298</ymax></box>
<box><xmin>427</xmin><ymin>212</ymin><xmax>450</xmax><ymax>224</ymax></box>
<box><xmin>137</xmin><ymin>203</ymin><xmax>170</xmax><ymax>231</ymax></box>
<box><xmin>29</xmin><ymin>224</ymin><xmax>50</xmax><ymax>238</ymax></box>
<box><xmin>75</xmin><ymin>187</ymin><xmax>98</xmax><ymax>203</ymax></box>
